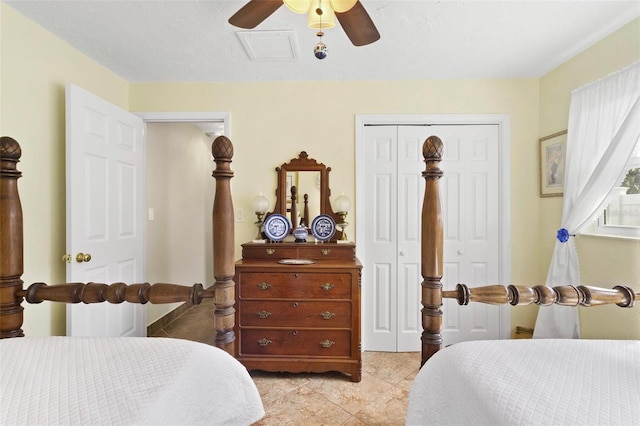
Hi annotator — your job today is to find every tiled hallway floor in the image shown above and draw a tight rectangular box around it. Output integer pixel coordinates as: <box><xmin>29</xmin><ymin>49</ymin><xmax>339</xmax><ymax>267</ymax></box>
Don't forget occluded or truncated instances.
<box><xmin>151</xmin><ymin>299</ymin><xmax>421</xmax><ymax>425</ymax></box>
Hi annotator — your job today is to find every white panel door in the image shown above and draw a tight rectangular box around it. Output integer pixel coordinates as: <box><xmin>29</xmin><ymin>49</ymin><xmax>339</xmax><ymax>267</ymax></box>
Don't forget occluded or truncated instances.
<box><xmin>362</xmin><ymin>124</ymin><xmax>502</xmax><ymax>351</ymax></box>
<box><xmin>66</xmin><ymin>84</ymin><xmax>146</xmax><ymax>337</ymax></box>
<box><xmin>363</xmin><ymin>125</ymin><xmax>431</xmax><ymax>352</ymax></box>
<box><xmin>363</xmin><ymin>126</ymin><xmax>398</xmax><ymax>351</ymax></box>
<box><xmin>396</xmin><ymin>127</ymin><xmax>429</xmax><ymax>351</ymax></box>
<box><xmin>433</xmin><ymin>124</ymin><xmax>501</xmax><ymax>346</ymax></box>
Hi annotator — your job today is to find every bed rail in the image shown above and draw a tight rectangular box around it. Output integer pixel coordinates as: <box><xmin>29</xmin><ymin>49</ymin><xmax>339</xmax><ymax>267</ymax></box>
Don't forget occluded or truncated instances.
<box><xmin>419</xmin><ymin>135</ymin><xmax>639</xmax><ymax>366</ymax></box>
<box><xmin>0</xmin><ymin>136</ymin><xmax>236</xmax><ymax>354</ymax></box>
<box><xmin>16</xmin><ymin>282</ymin><xmax>214</xmax><ymax>305</ymax></box>
<box><xmin>444</xmin><ymin>283</ymin><xmax>637</xmax><ymax>307</ymax></box>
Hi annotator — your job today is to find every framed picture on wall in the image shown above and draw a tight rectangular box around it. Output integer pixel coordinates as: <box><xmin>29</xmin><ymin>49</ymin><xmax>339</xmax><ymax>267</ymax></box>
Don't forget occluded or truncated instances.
<box><xmin>539</xmin><ymin>130</ymin><xmax>567</xmax><ymax>197</ymax></box>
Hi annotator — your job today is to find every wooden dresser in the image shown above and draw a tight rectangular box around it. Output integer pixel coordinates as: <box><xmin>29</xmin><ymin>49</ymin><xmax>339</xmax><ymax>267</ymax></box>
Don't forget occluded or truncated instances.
<box><xmin>234</xmin><ymin>242</ymin><xmax>362</xmax><ymax>382</ymax></box>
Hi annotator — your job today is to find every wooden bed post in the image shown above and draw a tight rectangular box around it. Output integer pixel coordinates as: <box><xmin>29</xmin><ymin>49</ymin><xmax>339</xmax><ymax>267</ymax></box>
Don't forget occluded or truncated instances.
<box><xmin>421</xmin><ymin>136</ymin><xmax>444</xmax><ymax>366</ymax></box>
<box><xmin>1</xmin><ymin>135</ymin><xmax>241</xmax><ymax>344</ymax></box>
<box><xmin>0</xmin><ymin>136</ymin><xmax>24</xmax><ymax>338</ymax></box>
<box><xmin>211</xmin><ymin>136</ymin><xmax>236</xmax><ymax>354</ymax></box>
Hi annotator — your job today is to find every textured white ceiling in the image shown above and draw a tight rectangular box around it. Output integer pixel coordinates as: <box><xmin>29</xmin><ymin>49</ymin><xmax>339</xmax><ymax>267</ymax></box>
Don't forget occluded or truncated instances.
<box><xmin>5</xmin><ymin>0</ymin><xmax>640</xmax><ymax>82</ymax></box>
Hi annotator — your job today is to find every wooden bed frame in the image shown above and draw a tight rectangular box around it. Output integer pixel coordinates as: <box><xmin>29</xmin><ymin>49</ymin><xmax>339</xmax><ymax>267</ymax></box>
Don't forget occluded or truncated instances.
<box><xmin>419</xmin><ymin>135</ymin><xmax>639</xmax><ymax>365</ymax></box>
<box><xmin>2</xmin><ymin>133</ymin><xmax>638</xmax><ymax>367</ymax></box>
<box><xmin>0</xmin><ymin>135</ymin><xmax>236</xmax><ymax>353</ymax></box>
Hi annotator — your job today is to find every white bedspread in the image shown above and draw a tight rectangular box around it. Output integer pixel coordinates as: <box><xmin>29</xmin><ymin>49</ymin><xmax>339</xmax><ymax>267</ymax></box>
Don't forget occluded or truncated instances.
<box><xmin>406</xmin><ymin>339</ymin><xmax>640</xmax><ymax>425</ymax></box>
<box><xmin>0</xmin><ymin>337</ymin><xmax>264</xmax><ymax>425</ymax></box>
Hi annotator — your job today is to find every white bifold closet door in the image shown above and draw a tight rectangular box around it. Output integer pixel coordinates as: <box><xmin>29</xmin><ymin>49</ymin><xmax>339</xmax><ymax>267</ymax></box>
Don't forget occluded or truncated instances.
<box><xmin>362</xmin><ymin>124</ymin><xmax>502</xmax><ymax>352</ymax></box>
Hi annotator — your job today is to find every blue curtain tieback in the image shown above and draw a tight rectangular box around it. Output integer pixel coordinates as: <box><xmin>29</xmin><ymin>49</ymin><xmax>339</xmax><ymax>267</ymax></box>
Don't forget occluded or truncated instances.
<box><xmin>556</xmin><ymin>228</ymin><xmax>573</xmax><ymax>243</ymax></box>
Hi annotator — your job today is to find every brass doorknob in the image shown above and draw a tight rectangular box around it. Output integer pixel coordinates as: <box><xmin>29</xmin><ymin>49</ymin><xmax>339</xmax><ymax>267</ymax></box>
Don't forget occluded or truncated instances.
<box><xmin>76</xmin><ymin>252</ymin><xmax>92</xmax><ymax>263</ymax></box>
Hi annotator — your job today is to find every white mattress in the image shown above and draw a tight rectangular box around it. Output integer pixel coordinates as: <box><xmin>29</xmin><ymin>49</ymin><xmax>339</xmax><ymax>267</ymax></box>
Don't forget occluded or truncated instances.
<box><xmin>0</xmin><ymin>337</ymin><xmax>264</xmax><ymax>425</ymax></box>
<box><xmin>406</xmin><ymin>339</ymin><xmax>640</xmax><ymax>425</ymax></box>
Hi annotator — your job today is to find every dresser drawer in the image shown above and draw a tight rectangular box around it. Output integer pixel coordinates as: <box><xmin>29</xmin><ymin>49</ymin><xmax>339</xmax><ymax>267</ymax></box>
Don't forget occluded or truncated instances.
<box><xmin>242</xmin><ymin>245</ymin><xmax>298</xmax><ymax>260</ymax></box>
<box><xmin>241</xmin><ymin>242</ymin><xmax>355</xmax><ymax>261</ymax></box>
<box><xmin>240</xmin><ymin>300</ymin><xmax>351</xmax><ymax>327</ymax></box>
<box><xmin>238</xmin><ymin>272</ymin><xmax>352</xmax><ymax>299</ymax></box>
<box><xmin>297</xmin><ymin>245</ymin><xmax>355</xmax><ymax>261</ymax></box>
<box><xmin>239</xmin><ymin>329</ymin><xmax>351</xmax><ymax>357</ymax></box>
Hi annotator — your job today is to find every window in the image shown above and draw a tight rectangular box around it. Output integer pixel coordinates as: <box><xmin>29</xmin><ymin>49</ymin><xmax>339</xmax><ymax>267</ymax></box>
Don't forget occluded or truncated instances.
<box><xmin>586</xmin><ymin>145</ymin><xmax>640</xmax><ymax>239</ymax></box>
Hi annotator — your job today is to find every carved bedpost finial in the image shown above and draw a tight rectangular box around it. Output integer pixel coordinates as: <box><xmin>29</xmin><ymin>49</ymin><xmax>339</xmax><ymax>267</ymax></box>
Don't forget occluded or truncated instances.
<box><xmin>1</xmin><ymin>136</ymin><xmax>23</xmax><ymax>176</ymax></box>
<box><xmin>0</xmin><ymin>136</ymin><xmax>25</xmax><ymax>338</ymax></box>
<box><xmin>423</xmin><ymin>135</ymin><xmax>443</xmax><ymax>180</ymax></box>
<box><xmin>1</xmin><ymin>136</ymin><xmax>22</xmax><ymax>160</ymax></box>
<box><xmin>211</xmin><ymin>135</ymin><xmax>234</xmax><ymax>161</ymax></box>
<box><xmin>210</xmin><ymin>135</ymin><xmax>236</xmax><ymax>354</ymax></box>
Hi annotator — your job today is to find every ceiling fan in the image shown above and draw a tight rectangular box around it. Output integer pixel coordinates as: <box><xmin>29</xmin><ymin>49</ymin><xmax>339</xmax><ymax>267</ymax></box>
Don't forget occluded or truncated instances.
<box><xmin>228</xmin><ymin>0</ymin><xmax>380</xmax><ymax>47</ymax></box>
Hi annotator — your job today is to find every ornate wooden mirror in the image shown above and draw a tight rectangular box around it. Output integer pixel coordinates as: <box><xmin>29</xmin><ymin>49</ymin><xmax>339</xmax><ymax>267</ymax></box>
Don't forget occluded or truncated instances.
<box><xmin>271</xmin><ymin>151</ymin><xmax>341</xmax><ymax>233</ymax></box>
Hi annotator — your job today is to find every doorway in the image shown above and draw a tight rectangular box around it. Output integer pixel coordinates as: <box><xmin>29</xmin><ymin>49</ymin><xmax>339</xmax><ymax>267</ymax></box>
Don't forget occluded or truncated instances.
<box><xmin>355</xmin><ymin>115</ymin><xmax>511</xmax><ymax>352</ymax></box>
<box><xmin>64</xmin><ymin>85</ymin><xmax>230</xmax><ymax>336</ymax></box>
<box><xmin>137</xmin><ymin>112</ymin><xmax>230</xmax><ymax>326</ymax></box>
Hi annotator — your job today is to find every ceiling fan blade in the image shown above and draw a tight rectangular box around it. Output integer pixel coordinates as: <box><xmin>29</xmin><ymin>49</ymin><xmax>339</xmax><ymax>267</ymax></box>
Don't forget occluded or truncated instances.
<box><xmin>228</xmin><ymin>0</ymin><xmax>283</xmax><ymax>29</ymax></box>
<box><xmin>335</xmin><ymin>1</ymin><xmax>380</xmax><ymax>46</ymax></box>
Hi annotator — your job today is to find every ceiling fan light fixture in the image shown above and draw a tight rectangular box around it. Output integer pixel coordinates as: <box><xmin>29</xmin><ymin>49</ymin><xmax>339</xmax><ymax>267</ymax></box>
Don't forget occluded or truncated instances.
<box><xmin>308</xmin><ymin>0</ymin><xmax>336</xmax><ymax>29</ymax></box>
<box><xmin>228</xmin><ymin>0</ymin><xmax>379</xmax><ymax>47</ymax></box>
<box><xmin>329</xmin><ymin>0</ymin><xmax>357</xmax><ymax>13</ymax></box>
<box><xmin>283</xmin><ymin>0</ymin><xmax>311</xmax><ymax>14</ymax></box>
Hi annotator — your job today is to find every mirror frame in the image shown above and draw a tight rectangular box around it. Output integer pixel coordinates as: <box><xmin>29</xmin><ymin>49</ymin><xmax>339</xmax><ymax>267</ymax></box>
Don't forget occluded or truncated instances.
<box><xmin>271</xmin><ymin>151</ymin><xmax>341</xmax><ymax>231</ymax></box>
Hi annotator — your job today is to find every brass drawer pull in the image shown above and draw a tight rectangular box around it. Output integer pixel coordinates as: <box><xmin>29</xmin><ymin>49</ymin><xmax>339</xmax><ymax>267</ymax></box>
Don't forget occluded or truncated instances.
<box><xmin>319</xmin><ymin>340</ymin><xmax>335</xmax><ymax>348</ymax></box>
<box><xmin>265</xmin><ymin>248</ymin><xmax>275</xmax><ymax>255</ymax></box>
<box><xmin>321</xmin><ymin>248</ymin><xmax>331</xmax><ymax>255</ymax></box>
<box><xmin>257</xmin><ymin>310</ymin><xmax>271</xmax><ymax>319</ymax></box>
<box><xmin>258</xmin><ymin>338</ymin><xmax>272</xmax><ymax>346</ymax></box>
<box><xmin>321</xmin><ymin>283</ymin><xmax>335</xmax><ymax>291</ymax></box>
<box><xmin>256</xmin><ymin>282</ymin><xmax>271</xmax><ymax>290</ymax></box>
<box><xmin>320</xmin><ymin>311</ymin><xmax>335</xmax><ymax>320</ymax></box>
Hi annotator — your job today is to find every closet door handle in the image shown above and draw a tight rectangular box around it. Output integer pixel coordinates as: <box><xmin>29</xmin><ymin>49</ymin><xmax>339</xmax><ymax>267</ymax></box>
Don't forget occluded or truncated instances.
<box><xmin>76</xmin><ymin>252</ymin><xmax>92</xmax><ymax>263</ymax></box>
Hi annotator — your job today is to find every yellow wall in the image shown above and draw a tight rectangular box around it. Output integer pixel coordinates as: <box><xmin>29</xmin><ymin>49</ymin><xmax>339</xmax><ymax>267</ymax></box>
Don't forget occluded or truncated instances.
<box><xmin>1</xmin><ymin>3</ymin><xmax>129</xmax><ymax>336</ymax></box>
<box><xmin>131</xmin><ymin>82</ymin><xmax>538</xmax><ymax>237</ymax></box>
<box><xmin>538</xmin><ymin>18</ymin><xmax>640</xmax><ymax>338</ymax></box>
<box><xmin>131</xmin><ymin>79</ymin><xmax>544</xmax><ymax>342</ymax></box>
<box><xmin>1</xmin><ymin>2</ymin><xmax>637</xmax><ymax>338</ymax></box>
<box><xmin>130</xmin><ymin>81</ymin><xmax>541</xmax><ymax>341</ymax></box>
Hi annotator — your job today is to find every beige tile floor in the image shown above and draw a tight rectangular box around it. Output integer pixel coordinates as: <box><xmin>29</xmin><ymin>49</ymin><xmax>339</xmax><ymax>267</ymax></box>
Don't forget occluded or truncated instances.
<box><xmin>151</xmin><ymin>300</ymin><xmax>422</xmax><ymax>425</ymax></box>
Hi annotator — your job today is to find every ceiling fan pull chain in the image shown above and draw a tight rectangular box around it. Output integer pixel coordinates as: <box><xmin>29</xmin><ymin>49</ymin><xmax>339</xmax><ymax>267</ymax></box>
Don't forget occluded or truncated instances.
<box><xmin>314</xmin><ymin>1</ymin><xmax>328</xmax><ymax>60</ymax></box>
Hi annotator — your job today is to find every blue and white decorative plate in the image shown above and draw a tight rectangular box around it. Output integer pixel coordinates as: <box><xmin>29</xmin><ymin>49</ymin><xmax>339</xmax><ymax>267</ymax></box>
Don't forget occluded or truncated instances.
<box><xmin>310</xmin><ymin>214</ymin><xmax>336</xmax><ymax>242</ymax></box>
<box><xmin>263</xmin><ymin>213</ymin><xmax>290</xmax><ymax>242</ymax></box>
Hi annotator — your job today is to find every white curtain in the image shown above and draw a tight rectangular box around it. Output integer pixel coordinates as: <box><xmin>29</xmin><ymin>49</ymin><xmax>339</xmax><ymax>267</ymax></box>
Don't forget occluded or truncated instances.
<box><xmin>533</xmin><ymin>61</ymin><xmax>640</xmax><ymax>338</ymax></box>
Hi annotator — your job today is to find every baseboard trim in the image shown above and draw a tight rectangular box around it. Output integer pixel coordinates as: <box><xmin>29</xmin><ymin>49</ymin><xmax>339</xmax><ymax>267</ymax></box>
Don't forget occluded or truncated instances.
<box><xmin>147</xmin><ymin>301</ymin><xmax>194</xmax><ymax>336</ymax></box>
